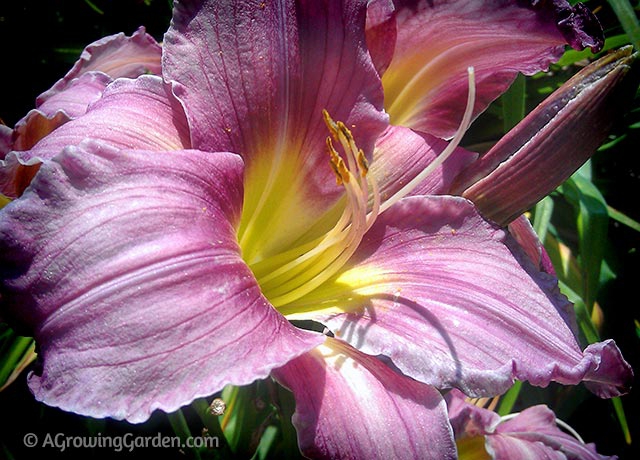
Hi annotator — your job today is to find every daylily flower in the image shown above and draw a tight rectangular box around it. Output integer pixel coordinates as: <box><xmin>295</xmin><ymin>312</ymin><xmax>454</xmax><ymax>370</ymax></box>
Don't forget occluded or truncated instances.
<box><xmin>0</xmin><ymin>1</ymin><xmax>633</xmax><ymax>458</ymax></box>
<box><xmin>447</xmin><ymin>389</ymin><xmax>616</xmax><ymax>459</ymax></box>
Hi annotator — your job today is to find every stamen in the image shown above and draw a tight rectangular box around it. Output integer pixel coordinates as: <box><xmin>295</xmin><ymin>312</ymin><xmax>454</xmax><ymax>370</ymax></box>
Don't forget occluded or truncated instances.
<box><xmin>254</xmin><ymin>111</ymin><xmax>380</xmax><ymax>307</ymax></box>
<box><xmin>253</xmin><ymin>69</ymin><xmax>475</xmax><ymax>310</ymax></box>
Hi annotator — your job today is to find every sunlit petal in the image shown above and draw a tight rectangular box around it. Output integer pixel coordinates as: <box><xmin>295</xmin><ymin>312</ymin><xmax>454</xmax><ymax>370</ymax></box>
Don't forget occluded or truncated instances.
<box><xmin>274</xmin><ymin>337</ymin><xmax>456</xmax><ymax>460</ymax></box>
<box><xmin>381</xmin><ymin>0</ymin><xmax>603</xmax><ymax>138</ymax></box>
<box><xmin>163</xmin><ymin>0</ymin><xmax>387</xmax><ymax>261</ymax></box>
<box><xmin>0</xmin><ymin>141</ymin><xmax>322</xmax><ymax>422</ymax></box>
<box><xmin>284</xmin><ymin>196</ymin><xmax>632</xmax><ymax>398</ymax></box>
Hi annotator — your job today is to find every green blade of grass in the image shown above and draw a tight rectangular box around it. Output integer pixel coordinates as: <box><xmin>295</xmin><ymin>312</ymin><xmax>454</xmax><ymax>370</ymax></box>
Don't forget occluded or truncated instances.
<box><xmin>0</xmin><ymin>334</ymin><xmax>34</xmax><ymax>388</ymax></box>
<box><xmin>497</xmin><ymin>380</ymin><xmax>523</xmax><ymax>416</ymax></box>
<box><xmin>612</xmin><ymin>396</ymin><xmax>632</xmax><ymax>445</ymax></box>
<box><xmin>502</xmin><ymin>73</ymin><xmax>526</xmax><ymax>132</ymax></box>
<box><xmin>559</xmin><ymin>174</ymin><xmax>609</xmax><ymax>312</ymax></box>
<box><xmin>83</xmin><ymin>0</ymin><xmax>104</xmax><ymax>15</ymax></box>
<box><xmin>607</xmin><ymin>0</ymin><xmax>640</xmax><ymax>49</ymax></box>
<box><xmin>533</xmin><ymin>196</ymin><xmax>555</xmax><ymax>243</ymax></box>
<box><xmin>607</xmin><ymin>205</ymin><xmax>640</xmax><ymax>232</ymax></box>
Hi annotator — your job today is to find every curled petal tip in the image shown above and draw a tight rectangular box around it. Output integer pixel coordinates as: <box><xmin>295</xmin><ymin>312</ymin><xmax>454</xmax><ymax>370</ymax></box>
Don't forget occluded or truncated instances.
<box><xmin>453</xmin><ymin>46</ymin><xmax>639</xmax><ymax>226</ymax></box>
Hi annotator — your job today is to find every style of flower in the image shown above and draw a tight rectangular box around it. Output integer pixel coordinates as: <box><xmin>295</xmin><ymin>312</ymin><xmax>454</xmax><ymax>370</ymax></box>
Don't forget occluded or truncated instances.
<box><xmin>0</xmin><ymin>1</ymin><xmax>633</xmax><ymax>458</ymax></box>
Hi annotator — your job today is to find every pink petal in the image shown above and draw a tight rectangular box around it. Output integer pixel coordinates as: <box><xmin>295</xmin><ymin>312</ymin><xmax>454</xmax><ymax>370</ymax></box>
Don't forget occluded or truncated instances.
<box><xmin>22</xmin><ymin>75</ymin><xmax>191</xmax><ymax>164</ymax></box>
<box><xmin>371</xmin><ymin>125</ymin><xmax>477</xmax><ymax>201</ymax></box>
<box><xmin>273</xmin><ymin>337</ymin><xmax>456</xmax><ymax>460</ymax></box>
<box><xmin>163</xmin><ymin>0</ymin><xmax>388</xmax><ymax>257</ymax></box>
<box><xmin>287</xmin><ymin>196</ymin><xmax>632</xmax><ymax>398</ymax></box>
<box><xmin>446</xmin><ymin>389</ymin><xmax>500</xmax><ymax>438</ymax></box>
<box><xmin>447</xmin><ymin>390</ymin><xmax>615</xmax><ymax>459</ymax></box>
<box><xmin>508</xmin><ymin>215</ymin><xmax>556</xmax><ymax>276</ymax></box>
<box><xmin>36</xmin><ymin>26</ymin><xmax>162</xmax><ymax>107</ymax></box>
<box><xmin>365</xmin><ymin>0</ymin><xmax>397</xmax><ymax>75</ymax></box>
<box><xmin>489</xmin><ymin>405</ymin><xmax>615</xmax><ymax>460</ymax></box>
<box><xmin>0</xmin><ymin>141</ymin><xmax>322</xmax><ymax>422</ymax></box>
<box><xmin>36</xmin><ymin>72</ymin><xmax>113</xmax><ymax>121</ymax></box>
<box><xmin>381</xmin><ymin>0</ymin><xmax>603</xmax><ymax>138</ymax></box>
<box><xmin>0</xmin><ymin>125</ymin><xmax>12</xmax><ymax>157</ymax></box>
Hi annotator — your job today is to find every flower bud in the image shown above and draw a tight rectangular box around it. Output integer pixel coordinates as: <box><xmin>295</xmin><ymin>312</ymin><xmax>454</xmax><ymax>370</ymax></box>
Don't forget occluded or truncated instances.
<box><xmin>451</xmin><ymin>46</ymin><xmax>639</xmax><ymax>226</ymax></box>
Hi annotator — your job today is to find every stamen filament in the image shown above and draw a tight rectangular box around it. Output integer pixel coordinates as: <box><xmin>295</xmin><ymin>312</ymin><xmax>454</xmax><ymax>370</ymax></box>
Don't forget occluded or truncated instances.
<box><xmin>253</xmin><ymin>69</ymin><xmax>475</xmax><ymax>309</ymax></box>
<box><xmin>258</xmin><ymin>177</ymin><xmax>358</xmax><ymax>289</ymax></box>
<box><xmin>500</xmin><ymin>413</ymin><xmax>586</xmax><ymax>444</ymax></box>
<box><xmin>379</xmin><ymin>67</ymin><xmax>476</xmax><ymax>214</ymax></box>
<box><xmin>255</xmin><ymin>111</ymin><xmax>378</xmax><ymax>306</ymax></box>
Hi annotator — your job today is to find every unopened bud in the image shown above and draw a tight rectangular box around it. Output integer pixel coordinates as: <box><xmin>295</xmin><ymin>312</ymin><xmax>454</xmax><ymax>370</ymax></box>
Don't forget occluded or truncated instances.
<box><xmin>452</xmin><ymin>46</ymin><xmax>638</xmax><ymax>226</ymax></box>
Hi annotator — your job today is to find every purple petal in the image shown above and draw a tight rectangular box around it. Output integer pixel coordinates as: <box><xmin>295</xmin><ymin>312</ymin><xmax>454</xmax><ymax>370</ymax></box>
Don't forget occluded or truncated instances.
<box><xmin>36</xmin><ymin>72</ymin><xmax>113</xmax><ymax>121</ymax></box>
<box><xmin>273</xmin><ymin>337</ymin><xmax>456</xmax><ymax>460</ymax></box>
<box><xmin>381</xmin><ymin>0</ymin><xmax>603</xmax><ymax>138</ymax></box>
<box><xmin>0</xmin><ymin>141</ymin><xmax>322</xmax><ymax>422</ymax></box>
<box><xmin>163</xmin><ymin>0</ymin><xmax>387</xmax><ymax>255</ymax></box>
<box><xmin>287</xmin><ymin>196</ymin><xmax>632</xmax><ymax>398</ymax></box>
<box><xmin>546</xmin><ymin>1</ymin><xmax>605</xmax><ymax>52</ymax></box>
<box><xmin>21</xmin><ymin>75</ymin><xmax>191</xmax><ymax>164</ymax></box>
<box><xmin>36</xmin><ymin>26</ymin><xmax>162</xmax><ymax>106</ymax></box>
<box><xmin>446</xmin><ymin>389</ymin><xmax>500</xmax><ymax>439</ymax></box>
<box><xmin>365</xmin><ymin>0</ymin><xmax>397</xmax><ymax>75</ymax></box>
<box><xmin>0</xmin><ymin>124</ymin><xmax>12</xmax><ymax>157</ymax></box>
<box><xmin>371</xmin><ymin>125</ymin><xmax>477</xmax><ymax>200</ymax></box>
<box><xmin>490</xmin><ymin>405</ymin><xmax>616</xmax><ymax>460</ymax></box>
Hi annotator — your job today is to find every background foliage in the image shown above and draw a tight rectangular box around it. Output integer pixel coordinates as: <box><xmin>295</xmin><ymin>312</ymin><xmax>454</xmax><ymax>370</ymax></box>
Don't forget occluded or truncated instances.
<box><xmin>0</xmin><ymin>1</ymin><xmax>638</xmax><ymax>459</ymax></box>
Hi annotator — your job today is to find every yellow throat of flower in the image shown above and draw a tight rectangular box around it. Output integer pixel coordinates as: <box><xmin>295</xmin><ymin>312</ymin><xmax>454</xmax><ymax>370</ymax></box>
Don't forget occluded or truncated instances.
<box><xmin>242</xmin><ymin>67</ymin><xmax>476</xmax><ymax>312</ymax></box>
<box><xmin>248</xmin><ymin>110</ymin><xmax>380</xmax><ymax>308</ymax></box>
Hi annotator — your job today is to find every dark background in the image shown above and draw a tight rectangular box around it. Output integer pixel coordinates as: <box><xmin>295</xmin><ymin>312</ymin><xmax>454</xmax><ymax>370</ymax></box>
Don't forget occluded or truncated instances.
<box><xmin>0</xmin><ymin>1</ymin><xmax>638</xmax><ymax>459</ymax></box>
<box><xmin>0</xmin><ymin>0</ymin><xmax>173</xmax><ymax>126</ymax></box>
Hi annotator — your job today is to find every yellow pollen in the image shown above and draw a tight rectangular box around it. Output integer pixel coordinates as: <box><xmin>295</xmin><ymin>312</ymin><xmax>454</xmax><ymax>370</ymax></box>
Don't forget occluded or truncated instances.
<box><xmin>357</xmin><ymin>149</ymin><xmax>369</xmax><ymax>176</ymax></box>
<box><xmin>326</xmin><ymin>137</ymin><xmax>350</xmax><ymax>184</ymax></box>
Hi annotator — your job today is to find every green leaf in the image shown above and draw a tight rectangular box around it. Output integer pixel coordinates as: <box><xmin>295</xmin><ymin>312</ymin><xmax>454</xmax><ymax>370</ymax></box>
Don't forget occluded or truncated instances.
<box><xmin>607</xmin><ymin>0</ymin><xmax>640</xmax><ymax>49</ymax></box>
<box><xmin>502</xmin><ymin>73</ymin><xmax>526</xmax><ymax>132</ymax></box>
<box><xmin>220</xmin><ymin>381</ymin><xmax>279</xmax><ymax>458</ymax></box>
<box><xmin>192</xmin><ymin>398</ymin><xmax>234</xmax><ymax>459</ymax></box>
<box><xmin>556</xmin><ymin>35</ymin><xmax>632</xmax><ymax>67</ymax></box>
<box><xmin>0</xmin><ymin>329</ymin><xmax>35</xmax><ymax>390</ymax></box>
<box><xmin>558</xmin><ymin>280</ymin><xmax>601</xmax><ymax>344</ymax></box>
<box><xmin>607</xmin><ymin>205</ymin><xmax>640</xmax><ymax>232</ymax></box>
<box><xmin>612</xmin><ymin>396</ymin><xmax>632</xmax><ymax>445</ymax></box>
<box><xmin>167</xmin><ymin>409</ymin><xmax>202</xmax><ymax>460</ymax></box>
<box><xmin>251</xmin><ymin>425</ymin><xmax>279</xmax><ymax>460</ymax></box>
<box><xmin>558</xmin><ymin>173</ymin><xmax>609</xmax><ymax>312</ymax></box>
<box><xmin>83</xmin><ymin>0</ymin><xmax>105</xmax><ymax>15</ymax></box>
<box><xmin>497</xmin><ymin>380</ymin><xmax>523</xmax><ymax>416</ymax></box>
<box><xmin>533</xmin><ymin>196</ymin><xmax>555</xmax><ymax>243</ymax></box>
